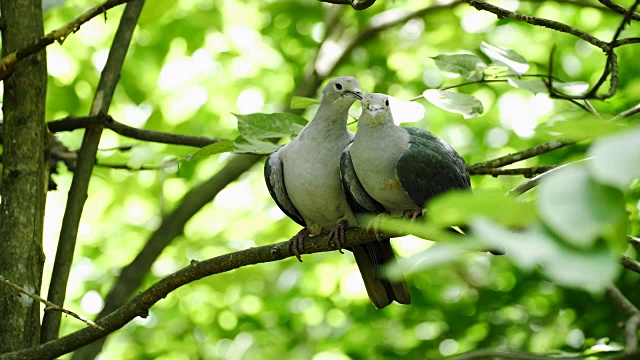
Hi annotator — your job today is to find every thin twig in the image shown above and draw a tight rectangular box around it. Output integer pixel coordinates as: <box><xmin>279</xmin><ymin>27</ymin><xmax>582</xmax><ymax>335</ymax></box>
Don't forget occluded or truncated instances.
<box><xmin>469</xmin><ymin>165</ymin><xmax>557</xmax><ymax>178</ymax></box>
<box><xmin>611</xmin><ymin>0</ymin><xmax>640</xmax><ymax>42</ymax></box>
<box><xmin>621</xmin><ymin>256</ymin><xmax>640</xmax><ymax>275</ymax></box>
<box><xmin>599</xmin><ymin>0</ymin><xmax>640</xmax><ymax>21</ymax></box>
<box><xmin>468</xmin><ymin>139</ymin><xmax>576</xmax><ymax>170</ymax></box>
<box><xmin>605</xmin><ymin>284</ymin><xmax>640</xmax><ymax>319</ymax></box>
<box><xmin>0</xmin><ymin>0</ymin><xmax>133</xmax><ymax>80</ymax></box>
<box><xmin>625</xmin><ymin>314</ymin><xmax>640</xmax><ymax>354</ymax></box>
<box><xmin>611</xmin><ymin>103</ymin><xmax>640</xmax><ymax>121</ymax></box>
<box><xmin>508</xmin><ymin>158</ymin><xmax>592</xmax><ymax>196</ymax></box>
<box><xmin>48</xmin><ymin>115</ymin><xmax>224</xmax><ymax>148</ymax></box>
<box><xmin>0</xmin><ymin>275</ymin><xmax>103</xmax><ymax>330</ymax></box>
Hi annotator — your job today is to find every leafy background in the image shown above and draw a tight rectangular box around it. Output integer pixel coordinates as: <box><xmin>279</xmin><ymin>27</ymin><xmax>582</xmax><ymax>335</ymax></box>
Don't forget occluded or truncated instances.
<box><xmin>9</xmin><ymin>0</ymin><xmax>640</xmax><ymax>358</ymax></box>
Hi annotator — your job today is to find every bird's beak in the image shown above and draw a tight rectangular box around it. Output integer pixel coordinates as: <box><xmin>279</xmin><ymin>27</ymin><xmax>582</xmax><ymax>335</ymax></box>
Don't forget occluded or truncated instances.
<box><xmin>348</xmin><ymin>90</ymin><xmax>364</xmax><ymax>100</ymax></box>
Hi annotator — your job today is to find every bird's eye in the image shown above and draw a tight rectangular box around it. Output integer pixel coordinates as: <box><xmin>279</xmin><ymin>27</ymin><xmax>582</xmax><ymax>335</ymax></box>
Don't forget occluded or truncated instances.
<box><xmin>335</xmin><ymin>83</ymin><xmax>343</xmax><ymax>90</ymax></box>
<box><xmin>385</xmin><ymin>99</ymin><xmax>389</xmax><ymax>106</ymax></box>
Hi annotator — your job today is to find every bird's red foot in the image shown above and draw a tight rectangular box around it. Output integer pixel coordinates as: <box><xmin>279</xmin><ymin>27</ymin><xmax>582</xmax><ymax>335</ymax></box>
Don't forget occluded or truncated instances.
<box><xmin>327</xmin><ymin>221</ymin><xmax>348</xmax><ymax>254</ymax></box>
<box><xmin>288</xmin><ymin>228</ymin><xmax>311</xmax><ymax>262</ymax></box>
<box><xmin>366</xmin><ymin>213</ymin><xmax>390</xmax><ymax>240</ymax></box>
<box><xmin>403</xmin><ymin>209</ymin><xmax>424</xmax><ymax>222</ymax></box>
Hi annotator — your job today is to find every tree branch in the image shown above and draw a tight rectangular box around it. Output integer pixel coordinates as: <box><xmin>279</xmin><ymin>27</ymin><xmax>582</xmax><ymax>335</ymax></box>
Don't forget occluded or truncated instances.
<box><xmin>47</xmin><ymin>115</ymin><xmax>224</xmax><ymax>148</ymax></box>
<box><xmin>469</xmin><ymin>166</ymin><xmax>557</xmax><ymax>178</ymax></box>
<box><xmin>0</xmin><ymin>229</ymin><xmax>378</xmax><ymax>360</ymax></box>
<box><xmin>599</xmin><ymin>0</ymin><xmax>640</xmax><ymax>21</ymax></box>
<box><xmin>40</xmin><ymin>0</ymin><xmax>145</xmax><ymax>343</ymax></box>
<box><xmin>0</xmin><ymin>0</ymin><xmax>133</xmax><ymax>80</ymax></box>
<box><xmin>629</xmin><ymin>236</ymin><xmax>640</xmax><ymax>247</ymax></box>
<box><xmin>621</xmin><ymin>256</ymin><xmax>640</xmax><ymax>275</ymax></box>
<box><xmin>0</xmin><ymin>275</ymin><xmax>102</xmax><ymax>331</ymax></box>
<box><xmin>508</xmin><ymin>158</ymin><xmax>592</xmax><ymax>196</ymax></box>
<box><xmin>317</xmin><ymin>0</ymin><xmax>376</xmax><ymax>11</ymax></box>
<box><xmin>606</xmin><ymin>285</ymin><xmax>640</xmax><ymax>319</ymax></box>
<box><xmin>468</xmin><ymin>139</ymin><xmax>576</xmax><ymax>170</ymax></box>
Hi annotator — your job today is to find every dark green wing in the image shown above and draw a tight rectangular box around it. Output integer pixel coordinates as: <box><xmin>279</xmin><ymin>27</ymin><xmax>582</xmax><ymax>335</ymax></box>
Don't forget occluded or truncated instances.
<box><xmin>396</xmin><ymin>127</ymin><xmax>471</xmax><ymax>208</ymax></box>
<box><xmin>264</xmin><ymin>151</ymin><xmax>306</xmax><ymax>227</ymax></box>
<box><xmin>340</xmin><ymin>144</ymin><xmax>386</xmax><ymax>214</ymax></box>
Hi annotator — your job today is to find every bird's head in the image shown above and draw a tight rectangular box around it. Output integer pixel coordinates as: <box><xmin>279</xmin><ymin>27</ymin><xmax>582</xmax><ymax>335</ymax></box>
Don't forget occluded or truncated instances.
<box><xmin>321</xmin><ymin>76</ymin><xmax>363</xmax><ymax>108</ymax></box>
<box><xmin>360</xmin><ymin>93</ymin><xmax>393</xmax><ymax>125</ymax></box>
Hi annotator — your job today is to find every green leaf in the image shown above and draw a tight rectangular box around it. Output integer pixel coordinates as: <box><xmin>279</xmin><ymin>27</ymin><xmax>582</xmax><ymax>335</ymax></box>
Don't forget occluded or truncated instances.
<box><xmin>188</xmin><ymin>140</ymin><xmax>235</xmax><ymax>161</ymax></box>
<box><xmin>537</xmin><ymin>165</ymin><xmax>626</xmax><ymax>248</ymax></box>
<box><xmin>587</xmin><ymin>129</ymin><xmax>640</xmax><ymax>190</ymax></box>
<box><xmin>480</xmin><ymin>42</ymin><xmax>529</xmax><ymax>75</ymax></box>
<box><xmin>546</xmin><ymin>117</ymin><xmax>632</xmax><ymax>140</ymax></box>
<box><xmin>422</xmin><ymin>89</ymin><xmax>483</xmax><ymax>119</ymax></box>
<box><xmin>507</xmin><ymin>77</ymin><xmax>548</xmax><ymax>94</ymax></box>
<box><xmin>233</xmin><ymin>136</ymin><xmax>281</xmax><ymax>154</ymax></box>
<box><xmin>432</xmin><ymin>54</ymin><xmax>487</xmax><ymax>81</ymax></box>
<box><xmin>385</xmin><ymin>243</ymin><xmax>472</xmax><ymax>279</ymax></box>
<box><xmin>427</xmin><ymin>190</ymin><xmax>538</xmax><ymax>228</ymax></box>
<box><xmin>472</xmin><ymin>219</ymin><xmax>620</xmax><ymax>293</ymax></box>
<box><xmin>388</xmin><ymin>96</ymin><xmax>425</xmax><ymax>124</ymax></box>
<box><xmin>553</xmin><ymin>81</ymin><xmax>589</xmax><ymax>96</ymax></box>
<box><xmin>234</xmin><ymin>112</ymin><xmax>308</xmax><ymax>138</ymax></box>
<box><xmin>289</xmin><ymin>96</ymin><xmax>319</xmax><ymax>110</ymax></box>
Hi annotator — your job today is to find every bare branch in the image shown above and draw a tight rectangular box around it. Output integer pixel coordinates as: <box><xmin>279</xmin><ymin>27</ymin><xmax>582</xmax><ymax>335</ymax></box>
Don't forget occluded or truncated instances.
<box><xmin>469</xmin><ymin>166</ymin><xmax>556</xmax><ymax>178</ymax></box>
<box><xmin>606</xmin><ymin>284</ymin><xmax>640</xmax><ymax>319</ymax></box>
<box><xmin>599</xmin><ymin>0</ymin><xmax>640</xmax><ymax>21</ymax></box>
<box><xmin>463</xmin><ymin>0</ymin><xmax>609</xmax><ymax>49</ymax></box>
<box><xmin>0</xmin><ymin>229</ymin><xmax>381</xmax><ymax>360</ymax></box>
<box><xmin>611</xmin><ymin>103</ymin><xmax>640</xmax><ymax>121</ymax></box>
<box><xmin>508</xmin><ymin>158</ymin><xmax>592</xmax><ymax>196</ymax></box>
<box><xmin>468</xmin><ymin>139</ymin><xmax>576</xmax><ymax>170</ymax></box>
<box><xmin>0</xmin><ymin>0</ymin><xmax>133</xmax><ymax>80</ymax></box>
<box><xmin>0</xmin><ymin>275</ymin><xmax>103</xmax><ymax>330</ymax></box>
<box><xmin>611</xmin><ymin>1</ymin><xmax>640</xmax><ymax>43</ymax></box>
<box><xmin>621</xmin><ymin>256</ymin><xmax>640</xmax><ymax>275</ymax></box>
<box><xmin>446</xmin><ymin>349</ymin><xmax>578</xmax><ymax>359</ymax></box>
<box><xmin>318</xmin><ymin>0</ymin><xmax>376</xmax><ymax>10</ymax></box>
<box><xmin>630</xmin><ymin>236</ymin><xmax>640</xmax><ymax>247</ymax></box>
<box><xmin>48</xmin><ymin>115</ymin><xmax>224</xmax><ymax>148</ymax></box>
<box><xmin>41</xmin><ymin>0</ymin><xmax>145</xmax><ymax>343</ymax></box>
<box><xmin>625</xmin><ymin>314</ymin><xmax>640</xmax><ymax>354</ymax></box>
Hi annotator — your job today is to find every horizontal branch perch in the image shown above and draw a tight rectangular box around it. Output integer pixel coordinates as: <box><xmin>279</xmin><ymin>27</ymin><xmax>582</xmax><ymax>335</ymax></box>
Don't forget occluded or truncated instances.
<box><xmin>0</xmin><ymin>228</ymin><xmax>378</xmax><ymax>360</ymax></box>
<box><xmin>469</xmin><ymin>165</ymin><xmax>556</xmax><ymax>178</ymax></box>
<box><xmin>47</xmin><ymin>115</ymin><xmax>224</xmax><ymax>148</ymax></box>
<box><xmin>0</xmin><ymin>0</ymin><xmax>134</xmax><ymax>80</ymax></box>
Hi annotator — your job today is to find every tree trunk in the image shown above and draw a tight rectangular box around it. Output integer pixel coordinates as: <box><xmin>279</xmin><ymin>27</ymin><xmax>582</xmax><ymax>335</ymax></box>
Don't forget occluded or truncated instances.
<box><xmin>0</xmin><ymin>0</ymin><xmax>48</xmax><ymax>353</ymax></box>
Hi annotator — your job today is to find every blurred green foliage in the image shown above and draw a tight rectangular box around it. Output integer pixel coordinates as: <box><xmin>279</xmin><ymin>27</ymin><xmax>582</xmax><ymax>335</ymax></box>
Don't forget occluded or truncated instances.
<box><xmin>5</xmin><ymin>0</ymin><xmax>637</xmax><ymax>358</ymax></box>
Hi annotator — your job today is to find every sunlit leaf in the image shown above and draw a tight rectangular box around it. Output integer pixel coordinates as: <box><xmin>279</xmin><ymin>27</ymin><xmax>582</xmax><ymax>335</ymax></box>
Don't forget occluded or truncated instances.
<box><xmin>427</xmin><ymin>190</ymin><xmax>538</xmax><ymax>228</ymax></box>
<box><xmin>480</xmin><ymin>42</ymin><xmax>529</xmax><ymax>75</ymax></box>
<box><xmin>233</xmin><ymin>135</ymin><xmax>281</xmax><ymax>154</ymax></box>
<box><xmin>432</xmin><ymin>54</ymin><xmax>487</xmax><ymax>80</ymax></box>
<box><xmin>234</xmin><ymin>112</ymin><xmax>308</xmax><ymax>138</ymax></box>
<box><xmin>587</xmin><ymin>129</ymin><xmax>640</xmax><ymax>190</ymax></box>
<box><xmin>188</xmin><ymin>140</ymin><xmax>235</xmax><ymax>161</ymax></box>
<box><xmin>545</xmin><ymin>118</ymin><xmax>632</xmax><ymax>140</ymax></box>
<box><xmin>537</xmin><ymin>165</ymin><xmax>626</xmax><ymax>248</ymax></box>
<box><xmin>553</xmin><ymin>81</ymin><xmax>589</xmax><ymax>96</ymax></box>
<box><xmin>422</xmin><ymin>89</ymin><xmax>483</xmax><ymax>119</ymax></box>
<box><xmin>472</xmin><ymin>219</ymin><xmax>620</xmax><ymax>292</ymax></box>
<box><xmin>385</xmin><ymin>243</ymin><xmax>472</xmax><ymax>279</ymax></box>
<box><xmin>388</xmin><ymin>96</ymin><xmax>425</xmax><ymax>124</ymax></box>
<box><xmin>507</xmin><ymin>77</ymin><xmax>548</xmax><ymax>94</ymax></box>
<box><xmin>289</xmin><ymin>96</ymin><xmax>319</xmax><ymax>109</ymax></box>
